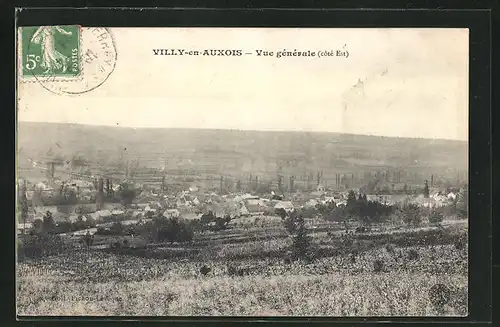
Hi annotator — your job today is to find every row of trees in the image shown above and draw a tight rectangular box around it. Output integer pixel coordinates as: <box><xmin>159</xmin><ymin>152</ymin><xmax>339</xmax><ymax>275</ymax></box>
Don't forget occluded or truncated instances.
<box><xmin>300</xmin><ymin>189</ymin><xmax>466</xmax><ymax>227</ymax></box>
<box><xmin>101</xmin><ymin>210</ymin><xmax>233</xmax><ymax>245</ymax></box>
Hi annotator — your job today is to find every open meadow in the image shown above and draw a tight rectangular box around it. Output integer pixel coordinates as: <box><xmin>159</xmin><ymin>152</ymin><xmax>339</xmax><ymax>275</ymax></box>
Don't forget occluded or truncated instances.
<box><xmin>17</xmin><ymin>216</ymin><xmax>468</xmax><ymax>316</ymax></box>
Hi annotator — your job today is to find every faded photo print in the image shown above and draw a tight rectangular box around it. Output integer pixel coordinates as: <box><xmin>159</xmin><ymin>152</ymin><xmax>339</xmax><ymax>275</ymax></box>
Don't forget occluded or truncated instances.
<box><xmin>16</xmin><ymin>27</ymin><xmax>468</xmax><ymax>316</ymax></box>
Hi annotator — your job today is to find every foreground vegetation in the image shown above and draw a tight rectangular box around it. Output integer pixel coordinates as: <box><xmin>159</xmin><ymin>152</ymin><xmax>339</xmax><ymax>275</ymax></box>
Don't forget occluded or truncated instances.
<box><xmin>17</xmin><ymin>214</ymin><xmax>467</xmax><ymax>316</ymax></box>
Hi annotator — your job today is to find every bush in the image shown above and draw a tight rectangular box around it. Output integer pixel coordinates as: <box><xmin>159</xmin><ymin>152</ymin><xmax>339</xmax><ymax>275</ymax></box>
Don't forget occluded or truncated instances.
<box><xmin>42</xmin><ymin>211</ymin><xmax>56</xmax><ymax>233</ymax></box>
<box><xmin>156</xmin><ymin>217</ymin><xmax>194</xmax><ymax>243</ymax></box>
<box><xmin>291</xmin><ymin>215</ymin><xmax>312</xmax><ymax>261</ymax></box>
<box><xmin>212</xmin><ymin>217</ymin><xmax>230</xmax><ymax>231</ymax></box>
<box><xmin>428</xmin><ymin>283</ymin><xmax>451</xmax><ymax>313</ymax></box>
<box><xmin>18</xmin><ymin>233</ymin><xmax>65</xmax><ymax>260</ymax></box>
<box><xmin>454</xmin><ymin>233</ymin><xmax>467</xmax><ymax>251</ymax></box>
<box><xmin>110</xmin><ymin>222</ymin><xmax>124</xmax><ymax>235</ymax></box>
<box><xmin>407</xmin><ymin>249</ymin><xmax>419</xmax><ymax>260</ymax></box>
<box><xmin>119</xmin><ymin>188</ymin><xmax>137</xmax><ymax>206</ymax></box>
<box><xmin>373</xmin><ymin>259</ymin><xmax>385</xmax><ymax>273</ymax></box>
<box><xmin>385</xmin><ymin>243</ymin><xmax>395</xmax><ymax>254</ymax></box>
<box><xmin>401</xmin><ymin>203</ymin><xmax>422</xmax><ymax>227</ymax></box>
<box><xmin>299</xmin><ymin>206</ymin><xmax>318</xmax><ymax>218</ymax></box>
<box><xmin>429</xmin><ymin>210</ymin><xmax>444</xmax><ymax>225</ymax></box>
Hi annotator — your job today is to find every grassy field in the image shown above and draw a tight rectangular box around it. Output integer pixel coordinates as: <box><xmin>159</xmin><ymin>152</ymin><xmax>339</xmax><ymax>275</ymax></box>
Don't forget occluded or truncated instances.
<box><xmin>17</xmin><ymin>217</ymin><xmax>468</xmax><ymax>316</ymax></box>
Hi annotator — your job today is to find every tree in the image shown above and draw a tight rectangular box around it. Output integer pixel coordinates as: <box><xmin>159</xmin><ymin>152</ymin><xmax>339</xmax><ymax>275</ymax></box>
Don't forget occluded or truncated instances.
<box><xmin>19</xmin><ymin>184</ymin><xmax>29</xmax><ymax>234</ymax></box>
<box><xmin>83</xmin><ymin>231</ymin><xmax>94</xmax><ymax>249</ymax></box>
<box><xmin>213</xmin><ymin>217</ymin><xmax>229</xmax><ymax>231</ymax></box>
<box><xmin>119</xmin><ymin>187</ymin><xmax>137</xmax><ymax>206</ymax></box>
<box><xmin>402</xmin><ymin>203</ymin><xmax>422</xmax><ymax>227</ymax></box>
<box><xmin>345</xmin><ymin>190</ymin><xmax>361</xmax><ymax>218</ymax></box>
<box><xmin>429</xmin><ymin>210</ymin><xmax>444</xmax><ymax>225</ymax></box>
<box><xmin>200</xmin><ymin>211</ymin><xmax>215</xmax><ymax>225</ymax></box>
<box><xmin>291</xmin><ymin>215</ymin><xmax>312</xmax><ymax>260</ymax></box>
<box><xmin>156</xmin><ymin>218</ymin><xmax>193</xmax><ymax>243</ymax></box>
<box><xmin>455</xmin><ymin>186</ymin><xmax>468</xmax><ymax>218</ymax></box>
<box><xmin>33</xmin><ymin>219</ymin><xmax>43</xmax><ymax>233</ymax></box>
<box><xmin>275</xmin><ymin>208</ymin><xmax>288</xmax><ymax>219</ymax></box>
<box><xmin>278</xmin><ymin>174</ymin><xmax>283</xmax><ymax>193</ymax></box>
<box><xmin>110</xmin><ymin>222</ymin><xmax>124</xmax><ymax>235</ymax></box>
<box><xmin>71</xmin><ymin>155</ymin><xmax>88</xmax><ymax>170</ymax></box>
<box><xmin>423</xmin><ymin>180</ymin><xmax>430</xmax><ymax>198</ymax></box>
<box><xmin>42</xmin><ymin>211</ymin><xmax>56</xmax><ymax>233</ymax></box>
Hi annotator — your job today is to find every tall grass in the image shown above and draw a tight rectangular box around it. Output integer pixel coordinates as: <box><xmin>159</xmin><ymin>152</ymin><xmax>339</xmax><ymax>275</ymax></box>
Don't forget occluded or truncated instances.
<box><xmin>17</xmin><ymin>271</ymin><xmax>466</xmax><ymax>316</ymax></box>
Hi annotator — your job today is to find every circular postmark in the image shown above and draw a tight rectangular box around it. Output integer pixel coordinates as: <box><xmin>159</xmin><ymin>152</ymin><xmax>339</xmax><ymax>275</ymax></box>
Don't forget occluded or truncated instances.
<box><xmin>25</xmin><ymin>26</ymin><xmax>117</xmax><ymax>95</ymax></box>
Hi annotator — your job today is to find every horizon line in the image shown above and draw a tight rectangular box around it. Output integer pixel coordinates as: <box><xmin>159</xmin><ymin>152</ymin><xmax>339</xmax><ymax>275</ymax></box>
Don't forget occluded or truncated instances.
<box><xmin>18</xmin><ymin>120</ymin><xmax>468</xmax><ymax>143</ymax></box>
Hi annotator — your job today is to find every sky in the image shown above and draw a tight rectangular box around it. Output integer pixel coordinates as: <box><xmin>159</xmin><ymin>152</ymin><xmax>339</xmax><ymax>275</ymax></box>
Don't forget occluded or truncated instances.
<box><xmin>17</xmin><ymin>28</ymin><xmax>469</xmax><ymax>141</ymax></box>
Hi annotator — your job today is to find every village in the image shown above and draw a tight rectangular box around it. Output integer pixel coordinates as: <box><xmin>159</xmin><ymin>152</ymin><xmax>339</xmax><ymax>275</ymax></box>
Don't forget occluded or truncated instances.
<box><xmin>15</xmin><ymin>128</ymin><xmax>469</xmax><ymax>317</ymax></box>
<box><xmin>16</xmin><ymin>164</ymin><xmax>467</xmax><ymax>238</ymax></box>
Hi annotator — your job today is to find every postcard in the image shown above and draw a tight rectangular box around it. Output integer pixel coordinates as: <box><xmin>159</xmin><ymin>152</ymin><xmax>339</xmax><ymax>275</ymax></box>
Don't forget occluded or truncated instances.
<box><xmin>16</xmin><ymin>27</ymin><xmax>468</xmax><ymax>316</ymax></box>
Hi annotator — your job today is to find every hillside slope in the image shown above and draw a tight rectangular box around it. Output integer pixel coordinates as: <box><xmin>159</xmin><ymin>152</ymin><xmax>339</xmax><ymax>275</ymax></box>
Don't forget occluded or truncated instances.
<box><xmin>17</xmin><ymin>122</ymin><xmax>468</xmax><ymax>183</ymax></box>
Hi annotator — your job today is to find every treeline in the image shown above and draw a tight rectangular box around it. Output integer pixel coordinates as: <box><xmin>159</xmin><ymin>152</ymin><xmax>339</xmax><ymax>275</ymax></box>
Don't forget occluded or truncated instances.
<box><xmin>295</xmin><ymin>191</ymin><xmax>395</xmax><ymax>225</ymax></box>
<box><xmin>295</xmin><ymin>190</ymin><xmax>466</xmax><ymax>227</ymax></box>
<box><xmin>99</xmin><ymin>211</ymin><xmax>233</xmax><ymax>244</ymax></box>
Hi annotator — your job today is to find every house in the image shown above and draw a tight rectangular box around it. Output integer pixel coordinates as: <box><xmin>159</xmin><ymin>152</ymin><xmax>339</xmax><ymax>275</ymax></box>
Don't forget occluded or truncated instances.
<box><xmin>17</xmin><ymin>222</ymin><xmax>33</xmax><ymax>232</ymax></box>
<box><xmin>246</xmin><ymin>199</ymin><xmax>261</xmax><ymax>206</ymax></box>
<box><xmin>131</xmin><ymin>211</ymin><xmax>143</xmax><ymax>219</ymax></box>
<box><xmin>305</xmin><ymin>199</ymin><xmax>319</xmax><ymax>207</ymax></box>
<box><xmin>162</xmin><ymin>209</ymin><xmax>180</xmax><ymax>218</ymax></box>
<box><xmin>234</xmin><ymin>193</ymin><xmax>259</xmax><ymax>203</ymax></box>
<box><xmin>239</xmin><ymin>205</ymin><xmax>250</xmax><ymax>217</ymax></box>
<box><xmin>274</xmin><ymin>201</ymin><xmax>294</xmax><ymax>212</ymax></box>
<box><xmin>336</xmin><ymin>200</ymin><xmax>347</xmax><ymax>207</ymax></box>
<box><xmin>183</xmin><ymin>212</ymin><xmax>203</xmax><ymax>220</ymax></box>
<box><xmin>90</xmin><ymin>209</ymin><xmax>112</xmax><ymax>220</ymax></box>
<box><xmin>317</xmin><ymin>184</ymin><xmax>325</xmax><ymax>192</ymax></box>
<box><xmin>68</xmin><ymin>214</ymin><xmax>81</xmax><ymax>223</ymax></box>
<box><xmin>323</xmin><ymin>197</ymin><xmax>336</xmax><ymax>204</ymax></box>
<box><xmin>34</xmin><ymin>182</ymin><xmax>52</xmax><ymax>191</ymax></box>
<box><xmin>246</xmin><ymin>204</ymin><xmax>265</xmax><ymax>216</ymax></box>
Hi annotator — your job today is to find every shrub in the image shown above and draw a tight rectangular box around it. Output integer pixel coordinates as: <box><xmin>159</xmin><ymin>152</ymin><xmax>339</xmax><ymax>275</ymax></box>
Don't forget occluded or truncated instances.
<box><xmin>42</xmin><ymin>211</ymin><xmax>56</xmax><ymax>233</ymax></box>
<box><xmin>110</xmin><ymin>222</ymin><xmax>124</xmax><ymax>235</ymax></box>
<box><xmin>54</xmin><ymin>221</ymin><xmax>74</xmax><ymax>234</ymax></box>
<box><xmin>212</xmin><ymin>217</ymin><xmax>230</xmax><ymax>231</ymax></box>
<box><xmin>83</xmin><ymin>232</ymin><xmax>94</xmax><ymax>248</ymax></box>
<box><xmin>200</xmin><ymin>265</ymin><xmax>211</xmax><ymax>276</ymax></box>
<box><xmin>429</xmin><ymin>210</ymin><xmax>444</xmax><ymax>225</ymax></box>
<box><xmin>227</xmin><ymin>265</ymin><xmax>238</xmax><ymax>276</ymax></box>
<box><xmin>156</xmin><ymin>218</ymin><xmax>194</xmax><ymax>243</ymax></box>
<box><xmin>119</xmin><ymin>188</ymin><xmax>137</xmax><ymax>206</ymax></box>
<box><xmin>407</xmin><ymin>249</ymin><xmax>419</xmax><ymax>260</ymax></box>
<box><xmin>428</xmin><ymin>283</ymin><xmax>451</xmax><ymax>314</ymax></box>
<box><xmin>401</xmin><ymin>203</ymin><xmax>422</xmax><ymax>227</ymax></box>
<box><xmin>454</xmin><ymin>233</ymin><xmax>467</xmax><ymax>251</ymax></box>
<box><xmin>18</xmin><ymin>233</ymin><xmax>65</xmax><ymax>260</ymax></box>
<box><xmin>299</xmin><ymin>206</ymin><xmax>318</xmax><ymax>218</ymax></box>
<box><xmin>373</xmin><ymin>259</ymin><xmax>385</xmax><ymax>273</ymax></box>
<box><xmin>275</xmin><ymin>208</ymin><xmax>288</xmax><ymax>219</ymax></box>
<box><xmin>385</xmin><ymin>244</ymin><xmax>395</xmax><ymax>254</ymax></box>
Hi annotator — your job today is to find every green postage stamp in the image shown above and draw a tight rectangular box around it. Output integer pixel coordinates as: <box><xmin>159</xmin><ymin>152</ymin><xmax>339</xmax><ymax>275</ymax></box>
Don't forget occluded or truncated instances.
<box><xmin>20</xmin><ymin>26</ymin><xmax>80</xmax><ymax>78</ymax></box>
<box><xmin>18</xmin><ymin>26</ymin><xmax>116</xmax><ymax>94</ymax></box>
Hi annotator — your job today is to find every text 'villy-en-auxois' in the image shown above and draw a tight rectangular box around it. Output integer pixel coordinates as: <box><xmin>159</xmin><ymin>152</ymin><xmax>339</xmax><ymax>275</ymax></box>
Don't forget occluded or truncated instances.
<box><xmin>152</xmin><ymin>48</ymin><xmax>349</xmax><ymax>59</ymax></box>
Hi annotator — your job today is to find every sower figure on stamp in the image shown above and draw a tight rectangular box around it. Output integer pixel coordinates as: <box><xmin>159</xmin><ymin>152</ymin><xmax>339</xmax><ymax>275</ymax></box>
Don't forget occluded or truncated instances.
<box><xmin>30</xmin><ymin>26</ymin><xmax>73</xmax><ymax>74</ymax></box>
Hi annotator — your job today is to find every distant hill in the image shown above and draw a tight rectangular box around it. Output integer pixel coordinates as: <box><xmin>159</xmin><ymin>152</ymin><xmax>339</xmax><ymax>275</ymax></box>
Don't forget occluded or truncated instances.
<box><xmin>17</xmin><ymin>122</ymin><xmax>468</xmax><ymax>186</ymax></box>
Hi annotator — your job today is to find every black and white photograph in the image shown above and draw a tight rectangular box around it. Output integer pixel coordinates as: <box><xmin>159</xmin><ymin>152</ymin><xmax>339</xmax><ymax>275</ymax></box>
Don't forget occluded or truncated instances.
<box><xmin>16</xmin><ymin>27</ymin><xmax>469</xmax><ymax>316</ymax></box>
